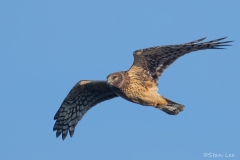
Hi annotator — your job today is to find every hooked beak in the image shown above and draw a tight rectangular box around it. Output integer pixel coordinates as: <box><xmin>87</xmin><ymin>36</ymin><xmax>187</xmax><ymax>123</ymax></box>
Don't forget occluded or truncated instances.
<box><xmin>107</xmin><ymin>76</ymin><xmax>112</xmax><ymax>84</ymax></box>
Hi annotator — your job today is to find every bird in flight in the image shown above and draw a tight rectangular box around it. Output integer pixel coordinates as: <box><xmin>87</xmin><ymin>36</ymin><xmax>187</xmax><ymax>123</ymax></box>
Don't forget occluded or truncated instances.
<box><xmin>53</xmin><ymin>37</ymin><xmax>232</xmax><ymax>140</ymax></box>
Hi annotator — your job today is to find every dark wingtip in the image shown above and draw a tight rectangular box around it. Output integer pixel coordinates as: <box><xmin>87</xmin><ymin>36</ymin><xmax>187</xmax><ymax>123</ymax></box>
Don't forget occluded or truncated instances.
<box><xmin>62</xmin><ymin>134</ymin><xmax>67</xmax><ymax>140</ymax></box>
<box><xmin>186</xmin><ymin>37</ymin><xmax>207</xmax><ymax>44</ymax></box>
<box><xmin>70</xmin><ymin>130</ymin><xmax>75</xmax><ymax>138</ymax></box>
<box><xmin>202</xmin><ymin>36</ymin><xmax>233</xmax><ymax>49</ymax></box>
<box><xmin>216</xmin><ymin>40</ymin><xmax>234</xmax><ymax>44</ymax></box>
<box><xmin>218</xmin><ymin>37</ymin><xmax>227</xmax><ymax>40</ymax></box>
<box><xmin>195</xmin><ymin>37</ymin><xmax>207</xmax><ymax>42</ymax></box>
<box><xmin>196</xmin><ymin>37</ymin><xmax>207</xmax><ymax>43</ymax></box>
<box><xmin>210</xmin><ymin>47</ymin><xmax>230</xmax><ymax>49</ymax></box>
<box><xmin>53</xmin><ymin>121</ymin><xmax>58</xmax><ymax>131</ymax></box>
<box><xmin>205</xmin><ymin>37</ymin><xmax>230</xmax><ymax>43</ymax></box>
<box><xmin>218</xmin><ymin>44</ymin><xmax>232</xmax><ymax>47</ymax></box>
<box><xmin>199</xmin><ymin>37</ymin><xmax>207</xmax><ymax>41</ymax></box>
<box><xmin>56</xmin><ymin>131</ymin><xmax>61</xmax><ymax>138</ymax></box>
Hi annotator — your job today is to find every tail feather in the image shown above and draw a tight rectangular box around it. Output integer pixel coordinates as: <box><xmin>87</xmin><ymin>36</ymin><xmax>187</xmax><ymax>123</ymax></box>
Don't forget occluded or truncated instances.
<box><xmin>157</xmin><ymin>98</ymin><xmax>184</xmax><ymax>115</ymax></box>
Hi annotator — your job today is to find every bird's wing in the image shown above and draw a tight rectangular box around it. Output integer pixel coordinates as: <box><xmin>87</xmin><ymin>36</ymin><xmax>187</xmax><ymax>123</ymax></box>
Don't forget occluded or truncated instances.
<box><xmin>128</xmin><ymin>37</ymin><xmax>232</xmax><ymax>85</ymax></box>
<box><xmin>53</xmin><ymin>80</ymin><xmax>118</xmax><ymax>140</ymax></box>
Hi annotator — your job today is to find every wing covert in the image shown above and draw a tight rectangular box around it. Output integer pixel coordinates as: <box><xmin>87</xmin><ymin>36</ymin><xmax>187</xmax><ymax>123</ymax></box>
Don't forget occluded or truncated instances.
<box><xmin>128</xmin><ymin>37</ymin><xmax>232</xmax><ymax>85</ymax></box>
<box><xmin>53</xmin><ymin>80</ymin><xmax>118</xmax><ymax>140</ymax></box>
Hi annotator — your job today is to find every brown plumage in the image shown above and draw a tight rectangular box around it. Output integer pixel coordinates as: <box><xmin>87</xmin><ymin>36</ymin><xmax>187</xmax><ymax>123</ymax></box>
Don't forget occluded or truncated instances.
<box><xmin>53</xmin><ymin>37</ymin><xmax>232</xmax><ymax>140</ymax></box>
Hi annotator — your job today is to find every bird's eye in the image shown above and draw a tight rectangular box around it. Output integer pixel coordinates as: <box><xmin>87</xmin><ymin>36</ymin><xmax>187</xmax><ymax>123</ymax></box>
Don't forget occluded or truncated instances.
<box><xmin>112</xmin><ymin>75</ymin><xmax>118</xmax><ymax>80</ymax></box>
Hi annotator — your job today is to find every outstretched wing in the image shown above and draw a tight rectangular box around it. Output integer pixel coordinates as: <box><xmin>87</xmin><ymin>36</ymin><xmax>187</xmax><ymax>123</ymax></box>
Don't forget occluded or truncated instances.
<box><xmin>53</xmin><ymin>80</ymin><xmax>118</xmax><ymax>140</ymax></box>
<box><xmin>128</xmin><ymin>37</ymin><xmax>232</xmax><ymax>85</ymax></box>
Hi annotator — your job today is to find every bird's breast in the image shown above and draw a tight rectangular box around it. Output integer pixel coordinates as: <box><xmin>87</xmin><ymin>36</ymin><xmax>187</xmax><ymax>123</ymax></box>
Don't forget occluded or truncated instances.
<box><xmin>115</xmin><ymin>78</ymin><xmax>158</xmax><ymax>106</ymax></box>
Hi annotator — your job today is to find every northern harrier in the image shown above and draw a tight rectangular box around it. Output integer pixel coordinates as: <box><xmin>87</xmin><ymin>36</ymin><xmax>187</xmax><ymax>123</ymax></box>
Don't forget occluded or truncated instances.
<box><xmin>53</xmin><ymin>37</ymin><xmax>232</xmax><ymax>140</ymax></box>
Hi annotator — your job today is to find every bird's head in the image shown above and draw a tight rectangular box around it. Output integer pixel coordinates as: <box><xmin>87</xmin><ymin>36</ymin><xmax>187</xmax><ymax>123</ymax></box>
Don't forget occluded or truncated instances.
<box><xmin>107</xmin><ymin>72</ymin><xmax>124</xmax><ymax>88</ymax></box>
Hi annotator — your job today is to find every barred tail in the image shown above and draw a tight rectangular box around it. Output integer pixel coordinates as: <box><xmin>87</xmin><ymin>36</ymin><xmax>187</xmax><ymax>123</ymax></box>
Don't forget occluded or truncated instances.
<box><xmin>157</xmin><ymin>98</ymin><xmax>184</xmax><ymax>115</ymax></box>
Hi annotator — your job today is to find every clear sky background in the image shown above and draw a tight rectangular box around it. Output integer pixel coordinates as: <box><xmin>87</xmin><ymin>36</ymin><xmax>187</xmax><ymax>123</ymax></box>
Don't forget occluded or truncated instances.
<box><xmin>0</xmin><ymin>1</ymin><xmax>239</xmax><ymax>160</ymax></box>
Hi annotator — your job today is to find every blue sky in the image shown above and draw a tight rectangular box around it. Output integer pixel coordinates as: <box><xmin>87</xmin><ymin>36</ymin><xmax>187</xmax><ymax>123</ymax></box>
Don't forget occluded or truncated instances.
<box><xmin>1</xmin><ymin>1</ymin><xmax>239</xmax><ymax>160</ymax></box>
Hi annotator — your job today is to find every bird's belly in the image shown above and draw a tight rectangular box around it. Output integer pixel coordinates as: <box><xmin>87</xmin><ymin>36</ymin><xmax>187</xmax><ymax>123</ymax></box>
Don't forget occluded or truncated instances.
<box><xmin>119</xmin><ymin>86</ymin><xmax>159</xmax><ymax>106</ymax></box>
